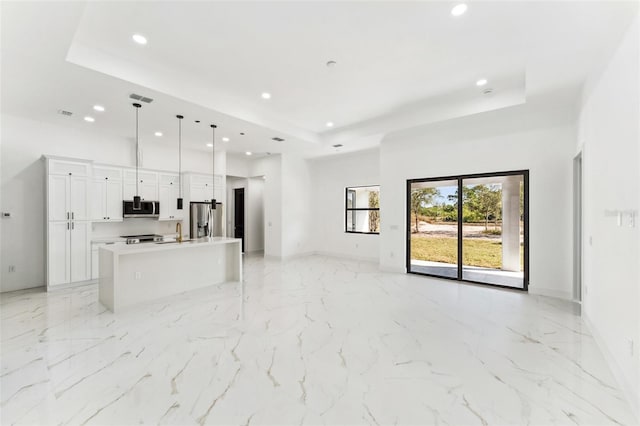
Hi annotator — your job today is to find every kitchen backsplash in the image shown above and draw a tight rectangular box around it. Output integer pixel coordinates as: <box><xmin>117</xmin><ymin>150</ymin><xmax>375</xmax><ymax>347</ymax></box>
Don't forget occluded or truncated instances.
<box><xmin>92</xmin><ymin>219</ymin><xmax>181</xmax><ymax>239</ymax></box>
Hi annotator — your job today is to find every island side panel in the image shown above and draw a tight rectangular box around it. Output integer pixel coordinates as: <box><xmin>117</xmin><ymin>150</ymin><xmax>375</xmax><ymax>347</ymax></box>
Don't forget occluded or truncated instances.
<box><xmin>225</xmin><ymin>240</ymin><xmax>242</xmax><ymax>282</ymax></box>
<box><xmin>114</xmin><ymin>243</ymin><xmax>230</xmax><ymax>311</ymax></box>
<box><xmin>98</xmin><ymin>247</ymin><xmax>115</xmax><ymax>311</ymax></box>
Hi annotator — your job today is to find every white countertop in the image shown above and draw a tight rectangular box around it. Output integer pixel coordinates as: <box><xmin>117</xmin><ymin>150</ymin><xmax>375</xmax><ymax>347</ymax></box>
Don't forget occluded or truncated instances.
<box><xmin>100</xmin><ymin>237</ymin><xmax>241</xmax><ymax>255</ymax></box>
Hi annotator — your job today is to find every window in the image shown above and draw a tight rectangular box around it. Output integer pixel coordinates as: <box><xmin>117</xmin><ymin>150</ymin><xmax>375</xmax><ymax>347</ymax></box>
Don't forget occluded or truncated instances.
<box><xmin>345</xmin><ymin>185</ymin><xmax>380</xmax><ymax>234</ymax></box>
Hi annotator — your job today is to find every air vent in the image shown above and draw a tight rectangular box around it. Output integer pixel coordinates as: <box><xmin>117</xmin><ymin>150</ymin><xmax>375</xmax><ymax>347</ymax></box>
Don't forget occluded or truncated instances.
<box><xmin>129</xmin><ymin>93</ymin><xmax>154</xmax><ymax>103</ymax></box>
<box><xmin>332</xmin><ymin>144</ymin><xmax>343</xmax><ymax>148</ymax></box>
<box><xmin>57</xmin><ymin>109</ymin><xmax>73</xmax><ymax>116</ymax></box>
<box><xmin>272</xmin><ymin>137</ymin><xmax>285</xmax><ymax>142</ymax></box>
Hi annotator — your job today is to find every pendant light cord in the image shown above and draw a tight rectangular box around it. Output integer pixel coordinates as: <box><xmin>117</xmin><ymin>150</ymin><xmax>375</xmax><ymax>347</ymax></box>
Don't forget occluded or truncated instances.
<box><xmin>135</xmin><ymin>105</ymin><xmax>139</xmax><ymax>197</ymax></box>
<box><xmin>211</xmin><ymin>124</ymin><xmax>217</xmax><ymax>202</ymax></box>
<box><xmin>178</xmin><ymin>117</ymin><xmax>182</xmax><ymax>198</ymax></box>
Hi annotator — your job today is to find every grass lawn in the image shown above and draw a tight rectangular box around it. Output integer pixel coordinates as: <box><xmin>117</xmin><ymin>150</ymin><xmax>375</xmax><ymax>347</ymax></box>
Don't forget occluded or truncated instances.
<box><xmin>411</xmin><ymin>236</ymin><xmax>523</xmax><ymax>269</ymax></box>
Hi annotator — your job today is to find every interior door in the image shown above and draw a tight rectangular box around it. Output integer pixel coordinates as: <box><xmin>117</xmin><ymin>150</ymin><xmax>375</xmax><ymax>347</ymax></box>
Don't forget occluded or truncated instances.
<box><xmin>70</xmin><ymin>221</ymin><xmax>90</xmax><ymax>282</ymax></box>
<box><xmin>234</xmin><ymin>188</ymin><xmax>245</xmax><ymax>252</ymax></box>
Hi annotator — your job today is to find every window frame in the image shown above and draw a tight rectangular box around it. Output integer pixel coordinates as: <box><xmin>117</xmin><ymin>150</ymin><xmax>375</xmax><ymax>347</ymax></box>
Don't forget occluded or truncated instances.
<box><xmin>345</xmin><ymin>185</ymin><xmax>380</xmax><ymax>235</ymax></box>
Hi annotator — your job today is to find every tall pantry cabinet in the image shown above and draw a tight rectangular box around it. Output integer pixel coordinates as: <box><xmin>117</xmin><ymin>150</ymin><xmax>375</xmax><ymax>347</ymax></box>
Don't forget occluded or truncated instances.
<box><xmin>45</xmin><ymin>157</ymin><xmax>92</xmax><ymax>289</ymax></box>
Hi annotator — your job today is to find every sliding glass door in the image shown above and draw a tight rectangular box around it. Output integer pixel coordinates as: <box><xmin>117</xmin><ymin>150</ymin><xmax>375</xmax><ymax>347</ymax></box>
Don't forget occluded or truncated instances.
<box><xmin>407</xmin><ymin>171</ymin><xmax>528</xmax><ymax>290</ymax></box>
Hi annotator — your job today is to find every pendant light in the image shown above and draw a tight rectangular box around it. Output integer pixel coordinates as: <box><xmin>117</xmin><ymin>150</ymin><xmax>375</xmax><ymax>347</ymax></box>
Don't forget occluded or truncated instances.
<box><xmin>176</xmin><ymin>115</ymin><xmax>184</xmax><ymax>210</ymax></box>
<box><xmin>132</xmin><ymin>103</ymin><xmax>142</xmax><ymax>210</ymax></box>
<box><xmin>210</xmin><ymin>124</ymin><xmax>217</xmax><ymax>209</ymax></box>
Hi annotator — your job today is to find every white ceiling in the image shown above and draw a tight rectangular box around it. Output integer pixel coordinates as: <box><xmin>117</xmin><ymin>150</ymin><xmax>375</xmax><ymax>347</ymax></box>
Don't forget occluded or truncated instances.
<box><xmin>2</xmin><ymin>1</ymin><xmax>637</xmax><ymax>158</ymax></box>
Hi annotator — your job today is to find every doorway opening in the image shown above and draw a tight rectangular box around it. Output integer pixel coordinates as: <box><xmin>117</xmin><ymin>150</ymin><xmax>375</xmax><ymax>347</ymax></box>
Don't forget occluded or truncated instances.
<box><xmin>234</xmin><ymin>187</ymin><xmax>245</xmax><ymax>252</ymax></box>
<box><xmin>407</xmin><ymin>170</ymin><xmax>529</xmax><ymax>290</ymax></box>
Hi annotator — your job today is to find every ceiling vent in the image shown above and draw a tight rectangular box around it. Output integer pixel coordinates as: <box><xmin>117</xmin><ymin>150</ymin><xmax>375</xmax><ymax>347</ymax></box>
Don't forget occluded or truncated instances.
<box><xmin>272</xmin><ymin>137</ymin><xmax>285</xmax><ymax>142</ymax></box>
<box><xmin>332</xmin><ymin>144</ymin><xmax>343</xmax><ymax>148</ymax></box>
<box><xmin>57</xmin><ymin>109</ymin><xmax>73</xmax><ymax>116</ymax></box>
<box><xmin>129</xmin><ymin>93</ymin><xmax>154</xmax><ymax>103</ymax></box>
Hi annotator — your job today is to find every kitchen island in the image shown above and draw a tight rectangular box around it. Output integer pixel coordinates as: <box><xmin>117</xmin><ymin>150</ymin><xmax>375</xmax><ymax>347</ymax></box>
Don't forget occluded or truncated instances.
<box><xmin>98</xmin><ymin>237</ymin><xmax>242</xmax><ymax>312</ymax></box>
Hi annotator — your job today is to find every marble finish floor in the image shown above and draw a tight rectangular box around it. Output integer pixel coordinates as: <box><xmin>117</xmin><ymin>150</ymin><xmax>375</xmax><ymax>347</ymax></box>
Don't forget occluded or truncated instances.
<box><xmin>1</xmin><ymin>255</ymin><xmax>637</xmax><ymax>425</ymax></box>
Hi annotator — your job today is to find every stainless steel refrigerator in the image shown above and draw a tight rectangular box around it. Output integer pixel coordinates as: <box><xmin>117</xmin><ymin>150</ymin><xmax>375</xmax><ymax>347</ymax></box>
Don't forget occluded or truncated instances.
<box><xmin>190</xmin><ymin>202</ymin><xmax>224</xmax><ymax>238</ymax></box>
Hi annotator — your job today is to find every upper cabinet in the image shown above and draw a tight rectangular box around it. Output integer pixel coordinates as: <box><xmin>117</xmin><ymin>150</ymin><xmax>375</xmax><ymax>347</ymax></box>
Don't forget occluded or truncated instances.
<box><xmin>187</xmin><ymin>174</ymin><xmax>223</xmax><ymax>203</ymax></box>
<box><xmin>91</xmin><ymin>166</ymin><xmax>123</xmax><ymax>222</ymax></box>
<box><xmin>158</xmin><ymin>173</ymin><xmax>184</xmax><ymax>220</ymax></box>
<box><xmin>46</xmin><ymin>159</ymin><xmax>90</xmax><ymax>222</ymax></box>
<box><xmin>123</xmin><ymin>169</ymin><xmax>158</xmax><ymax>201</ymax></box>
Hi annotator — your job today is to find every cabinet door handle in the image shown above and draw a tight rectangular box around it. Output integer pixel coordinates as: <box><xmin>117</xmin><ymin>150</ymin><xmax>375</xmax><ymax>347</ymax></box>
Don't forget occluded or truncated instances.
<box><xmin>72</xmin><ymin>222</ymin><xmax>74</xmax><ymax>230</ymax></box>
<box><xmin>67</xmin><ymin>212</ymin><xmax>69</xmax><ymax>220</ymax></box>
<box><xmin>67</xmin><ymin>222</ymin><xmax>69</xmax><ymax>230</ymax></box>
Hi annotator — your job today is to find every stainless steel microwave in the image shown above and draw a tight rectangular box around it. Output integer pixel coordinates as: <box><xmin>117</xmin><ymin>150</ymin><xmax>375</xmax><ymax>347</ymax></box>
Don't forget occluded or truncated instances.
<box><xmin>123</xmin><ymin>200</ymin><xmax>160</xmax><ymax>218</ymax></box>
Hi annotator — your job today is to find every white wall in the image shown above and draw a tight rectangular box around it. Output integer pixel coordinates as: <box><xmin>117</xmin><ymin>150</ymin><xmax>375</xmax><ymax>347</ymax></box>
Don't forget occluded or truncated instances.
<box><xmin>249</xmin><ymin>155</ymin><xmax>282</xmax><ymax>258</ymax></box>
<box><xmin>578</xmin><ymin>15</ymin><xmax>639</xmax><ymax>416</ymax></box>
<box><xmin>280</xmin><ymin>154</ymin><xmax>313</xmax><ymax>258</ymax></box>
<box><xmin>246</xmin><ymin>177</ymin><xmax>265</xmax><ymax>253</ymax></box>
<box><xmin>379</xmin><ymin>104</ymin><xmax>576</xmax><ymax>300</ymax></box>
<box><xmin>0</xmin><ymin>113</ymin><xmax>221</xmax><ymax>292</ymax></box>
<box><xmin>308</xmin><ymin>148</ymin><xmax>380</xmax><ymax>261</ymax></box>
<box><xmin>226</xmin><ymin>153</ymin><xmax>251</xmax><ymax>177</ymax></box>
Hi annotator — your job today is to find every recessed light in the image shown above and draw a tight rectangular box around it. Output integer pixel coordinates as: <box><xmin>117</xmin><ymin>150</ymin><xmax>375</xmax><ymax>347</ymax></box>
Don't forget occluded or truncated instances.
<box><xmin>261</xmin><ymin>92</ymin><xmax>271</xmax><ymax>100</ymax></box>
<box><xmin>326</xmin><ymin>121</ymin><xmax>334</xmax><ymax>128</ymax></box>
<box><xmin>222</xmin><ymin>137</ymin><xmax>230</xmax><ymax>142</ymax></box>
<box><xmin>132</xmin><ymin>34</ymin><xmax>147</xmax><ymax>45</ymax></box>
<box><xmin>206</xmin><ymin>143</ymin><xmax>213</xmax><ymax>147</ymax></box>
<box><xmin>84</xmin><ymin>116</ymin><xmax>95</xmax><ymax>122</ymax></box>
<box><xmin>245</xmin><ymin>151</ymin><xmax>253</xmax><ymax>156</ymax></box>
<box><xmin>476</xmin><ymin>79</ymin><xmax>488</xmax><ymax>86</ymax></box>
<box><xmin>93</xmin><ymin>105</ymin><xmax>105</xmax><ymax>112</ymax></box>
<box><xmin>154</xmin><ymin>131</ymin><xmax>163</xmax><ymax>137</ymax></box>
<box><xmin>451</xmin><ymin>3</ymin><xmax>467</xmax><ymax>16</ymax></box>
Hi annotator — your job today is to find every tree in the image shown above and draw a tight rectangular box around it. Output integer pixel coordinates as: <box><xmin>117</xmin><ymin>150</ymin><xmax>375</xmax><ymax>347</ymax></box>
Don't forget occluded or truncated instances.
<box><xmin>368</xmin><ymin>191</ymin><xmax>380</xmax><ymax>232</ymax></box>
<box><xmin>469</xmin><ymin>185</ymin><xmax>502</xmax><ymax>230</ymax></box>
<box><xmin>410</xmin><ymin>187</ymin><xmax>440</xmax><ymax>232</ymax></box>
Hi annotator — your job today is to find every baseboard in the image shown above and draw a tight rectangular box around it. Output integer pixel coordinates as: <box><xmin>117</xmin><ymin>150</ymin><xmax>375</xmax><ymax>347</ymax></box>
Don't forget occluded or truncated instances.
<box><xmin>528</xmin><ymin>285</ymin><xmax>572</xmax><ymax>300</ymax></box>
<box><xmin>583</xmin><ymin>313</ymin><xmax>639</xmax><ymax>421</ymax></box>
<box><xmin>379</xmin><ymin>265</ymin><xmax>406</xmax><ymax>273</ymax></box>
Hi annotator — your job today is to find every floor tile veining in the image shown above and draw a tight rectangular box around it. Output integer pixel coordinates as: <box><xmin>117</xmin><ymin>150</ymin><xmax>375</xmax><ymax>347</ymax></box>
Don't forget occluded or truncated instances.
<box><xmin>1</xmin><ymin>255</ymin><xmax>637</xmax><ymax>425</ymax></box>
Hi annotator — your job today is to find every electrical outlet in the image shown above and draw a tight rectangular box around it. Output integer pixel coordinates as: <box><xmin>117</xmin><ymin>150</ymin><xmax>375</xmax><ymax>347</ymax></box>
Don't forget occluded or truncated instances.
<box><xmin>355</xmin><ymin>243</ymin><xmax>359</xmax><ymax>249</ymax></box>
<box><xmin>390</xmin><ymin>251</ymin><xmax>394</xmax><ymax>258</ymax></box>
<box><xmin>8</xmin><ymin>265</ymin><xmax>15</xmax><ymax>273</ymax></box>
<box><xmin>134</xmin><ymin>271</ymin><xmax>141</xmax><ymax>280</ymax></box>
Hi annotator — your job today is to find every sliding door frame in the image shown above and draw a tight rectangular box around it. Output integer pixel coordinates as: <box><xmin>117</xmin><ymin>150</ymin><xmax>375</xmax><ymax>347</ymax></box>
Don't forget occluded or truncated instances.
<box><xmin>406</xmin><ymin>169</ymin><xmax>529</xmax><ymax>291</ymax></box>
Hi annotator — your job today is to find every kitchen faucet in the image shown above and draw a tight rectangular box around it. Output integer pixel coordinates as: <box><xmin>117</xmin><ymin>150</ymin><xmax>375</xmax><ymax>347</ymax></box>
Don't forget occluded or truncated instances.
<box><xmin>176</xmin><ymin>222</ymin><xmax>183</xmax><ymax>243</ymax></box>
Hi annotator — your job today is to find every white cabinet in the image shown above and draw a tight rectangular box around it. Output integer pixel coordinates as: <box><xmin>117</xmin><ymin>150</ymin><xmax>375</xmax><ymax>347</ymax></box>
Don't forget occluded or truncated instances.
<box><xmin>45</xmin><ymin>157</ymin><xmax>92</xmax><ymax>289</ymax></box>
<box><xmin>123</xmin><ymin>170</ymin><xmax>158</xmax><ymax>201</ymax></box>
<box><xmin>158</xmin><ymin>184</ymin><xmax>184</xmax><ymax>220</ymax></box>
<box><xmin>91</xmin><ymin>167</ymin><xmax>123</xmax><ymax>222</ymax></box>
<box><xmin>48</xmin><ymin>222</ymin><xmax>70</xmax><ymax>285</ymax></box>
<box><xmin>47</xmin><ymin>215</ymin><xmax>91</xmax><ymax>287</ymax></box>
<box><xmin>70</xmin><ymin>221</ymin><xmax>91</xmax><ymax>282</ymax></box>
<box><xmin>188</xmin><ymin>174</ymin><xmax>223</xmax><ymax>202</ymax></box>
